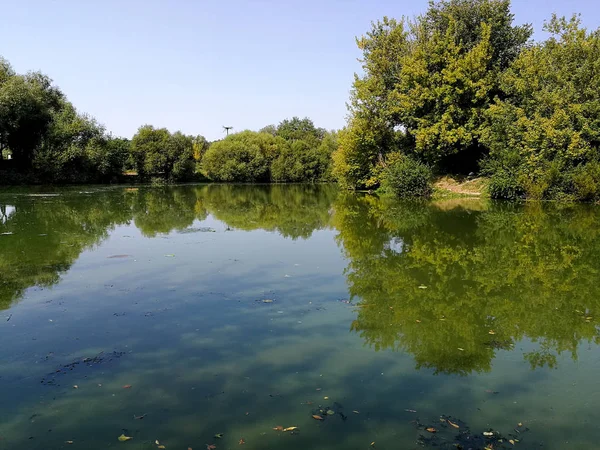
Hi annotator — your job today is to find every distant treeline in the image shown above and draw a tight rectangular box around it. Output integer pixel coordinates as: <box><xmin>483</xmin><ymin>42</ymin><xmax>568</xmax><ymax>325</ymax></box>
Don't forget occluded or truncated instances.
<box><xmin>0</xmin><ymin>56</ymin><xmax>335</xmax><ymax>184</ymax></box>
<box><xmin>3</xmin><ymin>0</ymin><xmax>600</xmax><ymax>200</ymax></box>
<box><xmin>334</xmin><ymin>0</ymin><xmax>600</xmax><ymax>201</ymax></box>
<box><xmin>0</xmin><ymin>54</ymin><xmax>335</xmax><ymax>185</ymax></box>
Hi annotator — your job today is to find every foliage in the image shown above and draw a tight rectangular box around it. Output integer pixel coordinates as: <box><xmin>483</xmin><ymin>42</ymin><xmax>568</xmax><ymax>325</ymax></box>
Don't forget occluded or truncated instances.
<box><xmin>481</xmin><ymin>15</ymin><xmax>600</xmax><ymax>201</ymax></box>
<box><xmin>271</xmin><ymin>132</ymin><xmax>337</xmax><ymax>182</ymax></box>
<box><xmin>274</xmin><ymin>116</ymin><xmax>326</xmax><ymax>146</ymax></box>
<box><xmin>334</xmin><ymin>0</ymin><xmax>535</xmax><ymax>191</ymax></box>
<box><xmin>382</xmin><ymin>156</ymin><xmax>433</xmax><ymax>198</ymax></box>
<box><xmin>202</xmin><ymin>131</ymin><xmax>285</xmax><ymax>182</ymax></box>
<box><xmin>130</xmin><ymin>126</ymin><xmax>197</xmax><ymax>181</ymax></box>
<box><xmin>0</xmin><ymin>70</ymin><xmax>63</xmax><ymax>170</ymax></box>
<box><xmin>332</xmin><ymin>194</ymin><xmax>600</xmax><ymax>374</ymax></box>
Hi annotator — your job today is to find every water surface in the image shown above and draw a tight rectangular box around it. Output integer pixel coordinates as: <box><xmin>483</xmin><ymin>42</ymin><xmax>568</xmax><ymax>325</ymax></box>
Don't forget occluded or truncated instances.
<box><xmin>1</xmin><ymin>184</ymin><xmax>599</xmax><ymax>449</ymax></box>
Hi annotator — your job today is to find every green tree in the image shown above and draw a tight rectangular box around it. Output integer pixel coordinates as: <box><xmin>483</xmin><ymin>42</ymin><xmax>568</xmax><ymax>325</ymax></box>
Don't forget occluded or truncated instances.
<box><xmin>334</xmin><ymin>0</ymin><xmax>532</xmax><ymax>187</ymax></box>
<box><xmin>0</xmin><ymin>70</ymin><xmax>63</xmax><ymax>170</ymax></box>
<box><xmin>201</xmin><ymin>130</ymin><xmax>286</xmax><ymax>182</ymax></box>
<box><xmin>130</xmin><ymin>126</ymin><xmax>196</xmax><ymax>181</ymax></box>
<box><xmin>275</xmin><ymin>117</ymin><xmax>325</xmax><ymax>145</ymax></box>
<box><xmin>482</xmin><ymin>15</ymin><xmax>600</xmax><ymax>200</ymax></box>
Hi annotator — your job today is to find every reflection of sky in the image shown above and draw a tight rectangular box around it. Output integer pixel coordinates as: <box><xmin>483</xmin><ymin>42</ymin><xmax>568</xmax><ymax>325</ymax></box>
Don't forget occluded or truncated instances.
<box><xmin>1</xmin><ymin>205</ymin><xmax>15</xmax><ymax>223</ymax></box>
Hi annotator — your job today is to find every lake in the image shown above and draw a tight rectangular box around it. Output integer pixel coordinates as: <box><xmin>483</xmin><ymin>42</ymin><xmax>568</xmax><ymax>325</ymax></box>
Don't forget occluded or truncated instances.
<box><xmin>1</xmin><ymin>184</ymin><xmax>599</xmax><ymax>450</ymax></box>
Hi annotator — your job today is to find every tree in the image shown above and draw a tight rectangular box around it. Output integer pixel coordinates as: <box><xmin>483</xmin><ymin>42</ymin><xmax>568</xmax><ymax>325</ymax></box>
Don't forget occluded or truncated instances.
<box><xmin>130</xmin><ymin>126</ymin><xmax>196</xmax><ymax>181</ymax></box>
<box><xmin>333</xmin><ymin>0</ymin><xmax>532</xmax><ymax>188</ymax></box>
<box><xmin>0</xmin><ymin>71</ymin><xmax>63</xmax><ymax>170</ymax></box>
<box><xmin>482</xmin><ymin>15</ymin><xmax>600</xmax><ymax>200</ymax></box>
<box><xmin>275</xmin><ymin>117</ymin><xmax>325</xmax><ymax>145</ymax></box>
<box><xmin>201</xmin><ymin>130</ymin><xmax>286</xmax><ymax>182</ymax></box>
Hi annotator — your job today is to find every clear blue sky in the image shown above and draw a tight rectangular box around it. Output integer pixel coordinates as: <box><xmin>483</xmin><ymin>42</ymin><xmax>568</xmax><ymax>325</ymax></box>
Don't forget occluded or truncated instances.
<box><xmin>1</xmin><ymin>0</ymin><xmax>598</xmax><ymax>141</ymax></box>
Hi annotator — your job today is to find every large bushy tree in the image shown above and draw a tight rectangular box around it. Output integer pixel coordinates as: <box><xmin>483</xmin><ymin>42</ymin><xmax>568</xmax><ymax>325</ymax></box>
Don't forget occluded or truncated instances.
<box><xmin>130</xmin><ymin>126</ymin><xmax>197</xmax><ymax>181</ymax></box>
<box><xmin>334</xmin><ymin>0</ymin><xmax>532</xmax><ymax>188</ymax></box>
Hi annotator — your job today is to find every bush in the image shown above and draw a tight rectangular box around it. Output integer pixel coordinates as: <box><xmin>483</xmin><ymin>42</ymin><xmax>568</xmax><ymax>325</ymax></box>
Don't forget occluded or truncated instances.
<box><xmin>488</xmin><ymin>170</ymin><xmax>524</xmax><ymax>200</ymax></box>
<box><xmin>383</xmin><ymin>156</ymin><xmax>433</xmax><ymax>198</ymax></box>
<box><xmin>201</xmin><ymin>131</ymin><xmax>286</xmax><ymax>182</ymax></box>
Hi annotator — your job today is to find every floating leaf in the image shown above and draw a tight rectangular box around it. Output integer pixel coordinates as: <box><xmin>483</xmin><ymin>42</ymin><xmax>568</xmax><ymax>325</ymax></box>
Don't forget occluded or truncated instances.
<box><xmin>418</xmin><ymin>285</ymin><xmax>428</xmax><ymax>289</ymax></box>
<box><xmin>323</xmin><ymin>396</ymin><xmax>329</xmax><ymax>400</ymax></box>
<box><xmin>206</xmin><ymin>445</ymin><xmax>216</xmax><ymax>450</ymax></box>
<box><xmin>273</xmin><ymin>426</ymin><xmax>283</xmax><ymax>431</ymax></box>
<box><xmin>73</xmin><ymin>385</ymin><xmax>78</xmax><ymax>389</ymax></box>
<box><xmin>447</xmin><ymin>420</ymin><xmax>459</xmax><ymax>429</ymax></box>
<box><xmin>123</xmin><ymin>385</ymin><xmax>132</xmax><ymax>389</ymax></box>
<box><xmin>118</xmin><ymin>434</ymin><xmax>133</xmax><ymax>442</ymax></box>
<box><xmin>283</xmin><ymin>427</ymin><xmax>298</xmax><ymax>432</ymax></box>
<box><xmin>158</xmin><ymin>446</ymin><xmax>166</xmax><ymax>449</ymax></box>
<box><xmin>312</xmin><ymin>415</ymin><xmax>324</xmax><ymax>421</ymax></box>
<box><xmin>66</xmin><ymin>441</ymin><xmax>74</xmax><ymax>444</ymax></box>
<box><xmin>483</xmin><ymin>431</ymin><xmax>495</xmax><ymax>437</ymax></box>
<box><xmin>488</xmin><ymin>330</ymin><xmax>496</xmax><ymax>335</ymax></box>
<box><xmin>352</xmin><ymin>410</ymin><xmax>360</xmax><ymax>414</ymax></box>
<box><xmin>415</xmin><ymin>320</ymin><xmax>422</xmax><ymax>323</ymax></box>
<box><xmin>262</xmin><ymin>299</ymin><xmax>274</xmax><ymax>303</ymax></box>
<box><xmin>426</xmin><ymin>427</ymin><xmax>437</xmax><ymax>433</ymax></box>
<box><xmin>238</xmin><ymin>439</ymin><xmax>245</xmax><ymax>445</ymax></box>
<box><xmin>509</xmin><ymin>440</ymin><xmax>515</xmax><ymax>445</ymax></box>
<box><xmin>517</xmin><ymin>422</ymin><xmax>523</xmax><ymax>427</ymax></box>
<box><xmin>133</xmin><ymin>414</ymin><xmax>146</xmax><ymax>420</ymax></box>
<box><xmin>370</xmin><ymin>442</ymin><xmax>375</xmax><ymax>447</ymax></box>
<box><xmin>214</xmin><ymin>434</ymin><xmax>224</xmax><ymax>439</ymax></box>
<box><xmin>326</xmin><ymin>410</ymin><xmax>335</xmax><ymax>415</ymax></box>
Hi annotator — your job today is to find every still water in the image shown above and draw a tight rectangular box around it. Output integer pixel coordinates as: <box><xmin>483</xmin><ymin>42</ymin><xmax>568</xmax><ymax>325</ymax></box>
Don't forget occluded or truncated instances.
<box><xmin>1</xmin><ymin>184</ymin><xmax>599</xmax><ymax>450</ymax></box>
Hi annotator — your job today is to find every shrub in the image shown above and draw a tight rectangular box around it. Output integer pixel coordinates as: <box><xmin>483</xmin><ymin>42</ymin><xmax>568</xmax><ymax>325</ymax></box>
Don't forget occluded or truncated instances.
<box><xmin>488</xmin><ymin>170</ymin><xmax>524</xmax><ymax>200</ymax></box>
<box><xmin>201</xmin><ymin>131</ymin><xmax>286</xmax><ymax>182</ymax></box>
<box><xmin>383</xmin><ymin>156</ymin><xmax>433</xmax><ymax>198</ymax></box>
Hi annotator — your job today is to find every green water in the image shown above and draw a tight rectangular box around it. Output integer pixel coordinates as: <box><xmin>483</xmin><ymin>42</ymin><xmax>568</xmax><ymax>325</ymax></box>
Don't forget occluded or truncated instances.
<box><xmin>1</xmin><ymin>184</ymin><xmax>599</xmax><ymax>450</ymax></box>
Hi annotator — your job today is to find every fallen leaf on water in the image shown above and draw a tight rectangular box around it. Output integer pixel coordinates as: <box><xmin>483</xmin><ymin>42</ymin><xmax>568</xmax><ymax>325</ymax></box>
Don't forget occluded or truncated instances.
<box><xmin>509</xmin><ymin>439</ymin><xmax>515</xmax><ymax>445</ymax></box>
<box><xmin>133</xmin><ymin>414</ymin><xmax>146</xmax><ymax>420</ymax></box>
<box><xmin>326</xmin><ymin>410</ymin><xmax>335</xmax><ymax>415</ymax></box>
<box><xmin>352</xmin><ymin>410</ymin><xmax>360</xmax><ymax>414</ymax></box>
<box><xmin>118</xmin><ymin>434</ymin><xmax>133</xmax><ymax>442</ymax></box>
<box><xmin>323</xmin><ymin>396</ymin><xmax>329</xmax><ymax>400</ymax></box>
<box><xmin>312</xmin><ymin>415</ymin><xmax>324</xmax><ymax>421</ymax></box>
<box><xmin>158</xmin><ymin>446</ymin><xmax>166</xmax><ymax>449</ymax></box>
<box><xmin>238</xmin><ymin>439</ymin><xmax>245</xmax><ymax>445</ymax></box>
<box><xmin>447</xmin><ymin>420</ymin><xmax>459</xmax><ymax>429</ymax></box>
<box><xmin>483</xmin><ymin>431</ymin><xmax>495</xmax><ymax>437</ymax></box>
<box><xmin>214</xmin><ymin>434</ymin><xmax>224</xmax><ymax>439</ymax></box>
<box><xmin>155</xmin><ymin>441</ymin><xmax>160</xmax><ymax>445</ymax></box>
<box><xmin>206</xmin><ymin>445</ymin><xmax>216</xmax><ymax>450</ymax></box>
<box><xmin>66</xmin><ymin>441</ymin><xmax>74</xmax><ymax>444</ymax></box>
<box><xmin>123</xmin><ymin>385</ymin><xmax>132</xmax><ymax>389</ymax></box>
<box><xmin>415</xmin><ymin>320</ymin><xmax>422</xmax><ymax>323</ymax></box>
<box><xmin>488</xmin><ymin>330</ymin><xmax>496</xmax><ymax>335</ymax></box>
<box><xmin>370</xmin><ymin>442</ymin><xmax>375</xmax><ymax>447</ymax></box>
<box><xmin>315</xmin><ymin>388</ymin><xmax>322</xmax><ymax>391</ymax></box>
<box><xmin>164</xmin><ymin>254</ymin><xmax>175</xmax><ymax>257</ymax></box>
<box><xmin>73</xmin><ymin>385</ymin><xmax>78</xmax><ymax>389</ymax></box>
<box><xmin>517</xmin><ymin>422</ymin><xmax>523</xmax><ymax>427</ymax></box>
<box><xmin>418</xmin><ymin>285</ymin><xmax>428</xmax><ymax>289</ymax></box>
<box><xmin>426</xmin><ymin>427</ymin><xmax>437</xmax><ymax>433</ymax></box>
<box><xmin>273</xmin><ymin>426</ymin><xmax>283</xmax><ymax>431</ymax></box>
<box><xmin>283</xmin><ymin>427</ymin><xmax>298</xmax><ymax>432</ymax></box>
<box><xmin>262</xmin><ymin>299</ymin><xmax>274</xmax><ymax>303</ymax></box>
